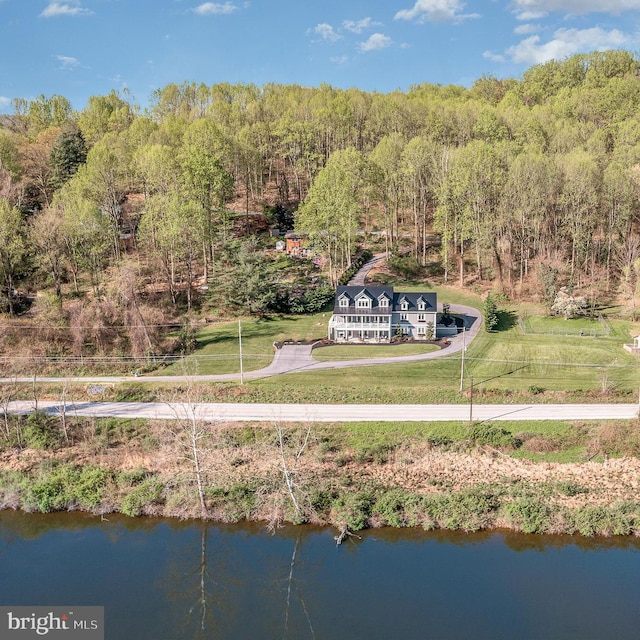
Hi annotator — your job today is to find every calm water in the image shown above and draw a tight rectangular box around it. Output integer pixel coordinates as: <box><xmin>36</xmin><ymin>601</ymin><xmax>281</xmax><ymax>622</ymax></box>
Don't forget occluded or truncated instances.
<box><xmin>1</xmin><ymin>512</ymin><xmax>640</xmax><ymax>639</ymax></box>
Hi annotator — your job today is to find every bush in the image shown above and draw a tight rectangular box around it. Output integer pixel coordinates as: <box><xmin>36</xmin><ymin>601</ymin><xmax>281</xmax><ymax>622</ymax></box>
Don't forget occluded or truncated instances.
<box><xmin>469</xmin><ymin>424</ymin><xmax>518</xmax><ymax>449</ymax></box>
<box><xmin>27</xmin><ymin>465</ymin><xmax>110</xmax><ymax>512</ymax></box>
<box><xmin>505</xmin><ymin>497</ymin><xmax>551</xmax><ymax>534</ymax></box>
<box><xmin>427</xmin><ymin>435</ymin><xmax>452</xmax><ymax>448</ymax></box>
<box><xmin>121</xmin><ymin>477</ymin><xmax>164</xmax><ymax>516</ymax></box>
<box><xmin>338</xmin><ymin>250</ymin><xmax>373</xmax><ymax>286</ymax></box>
<box><xmin>555</xmin><ymin>481</ymin><xmax>588</xmax><ymax>497</ymax></box>
<box><xmin>354</xmin><ymin>443</ymin><xmax>393</xmax><ymax>464</ymax></box>
<box><xmin>373</xmin><ymin>489</ymin><xmax>423</xmax><ymax>527</ymax></box>
<box><xmin>206</xmin><ymin>483</ymin><xmax>257</xmax><ymax>521</ymax></box>
<box><xmin>428</xmin><ymin>488</ymin><xmax>500</xmax><ymax>532</ymax></box>
<box><xmin>568</xmin><ymin>504</ymin><xmax>635</xmax><ymax>537</ymax></box>
<box><xmin>23</xmin><ymin>412</ymin><xmax>62</xmax><ymax>450</ymax></box>
<box><xmin>331</xmin><ymin>491</ymin><xmax>375</xmax><ymax>530</ymax></box>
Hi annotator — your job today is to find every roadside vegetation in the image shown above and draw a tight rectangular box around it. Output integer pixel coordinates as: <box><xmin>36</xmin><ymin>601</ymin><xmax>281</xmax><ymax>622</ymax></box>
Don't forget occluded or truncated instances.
<box><xmin>2</xmin><ymin>414</ymin><xmax>640</xmax><ymax>537</ymax></box>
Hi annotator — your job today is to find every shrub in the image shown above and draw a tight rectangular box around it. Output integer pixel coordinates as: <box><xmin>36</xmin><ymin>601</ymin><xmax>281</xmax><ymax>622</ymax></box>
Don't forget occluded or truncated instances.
<box><xmin>26</xmin><ymin>465</ymin><xmax>110</xmax><ymax>512</ymax></box>
<box><xmin>505</xmin><ymin>497</ymin><xmax>551</xmax><ymax>534</ymax></box>
<box><xmin>555</xmin><ymin>481</ymin><xmax>588</xmax><ymax>497</ymax></box>
<box><xmin>308</xmin><ymin>488</ymin><xmax>336</xmax><ymax>516</ymax></box>
<box><xmin>429</xmin><ymin>488</ymin><xmax>500</xmax><ymax>532</ymax></box>
<box><xmin>427</xmin><ymin>435</ymin><xmax>452</xmax><ymax>448</ymax></box>
<box><xmin>74</xmin><ymin>466</ymin><xmax>110</xmax><ymax>509</ymax></box>
<box><xmin>23</xmin><ymin>412</ymin><xmax>62</xmax><ymax>450</ymax></box>
<box><xmin>29</xmin><ymin>475</ymin><xmax>67</xmax><ymax>512</ymax></box>
<box><xmin>121</xmin><ymin>477</ymin><xmax>164</xmax><ymax>517</ymax></box>
<box><xmin>373</xmin><ymin>489</ymin><xmax>423</xmax><ymax>527</ymax></box>
<box><xmin>354</xmin><ymin>443</ymin><xmax>393</xmax><ymax>464</ymax></box>
<box><xmin>338</xmin><ymin>250</ymin><xmax>374</xmax><ymax>285</ymax></box>
<box><xmin>331</xmin><ymin>491</ymin><xmax>375</xmax><ymax>531</ymax></box>
<box><xmin>469</xmin><ymin>424</ymin><xmax>518</xmax><ymax>449</ymax></box>
<box><xmin>206</xmin><ymin>483</ymin><xmax>257</xmax><ymax>521</ymax></box>
<box><xmin>569</xmin><ymin>504</ymin><xmax>635</xmax><ymax>537</ymax></box>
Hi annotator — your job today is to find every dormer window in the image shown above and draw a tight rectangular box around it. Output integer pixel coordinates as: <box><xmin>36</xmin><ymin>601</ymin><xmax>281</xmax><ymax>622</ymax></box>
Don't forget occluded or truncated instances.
<box><xmin>339</xmin><ymin>297</ymin><xmax>349</xmax><ymax>308</ymax></box>
<box><xmin>379</xmin><ymin>297</ymin><xmax>389</xmax><ymax>308</ymax></box>
<box><xmin>356</xmin><ymin>297</ymin><xmax>371</xmax><ymax>309</ymax></box>
<box><xmin>418</xmin><ymin>302</ymin><xmax>425</xmax><ymax>310</ymax></box>
<box><xmin>400</xmin><ymin>300</ymin><xmax>409</xmax><ymax>311</ymax></box>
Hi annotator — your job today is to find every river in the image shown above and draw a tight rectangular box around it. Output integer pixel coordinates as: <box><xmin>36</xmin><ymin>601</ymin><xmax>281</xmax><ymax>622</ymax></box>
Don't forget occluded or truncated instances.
<box><xmin>1</xmin><ymin>512</ymin><xmax>640</xmax><ymax>639</ymax></box>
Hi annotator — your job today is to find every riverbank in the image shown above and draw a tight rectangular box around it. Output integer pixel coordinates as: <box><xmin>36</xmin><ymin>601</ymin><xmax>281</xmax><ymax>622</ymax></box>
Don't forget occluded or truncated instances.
<box><xmin>1</xmin><ymin>415</ymin><xmax>640</xmax><ymax>537</ymax></box>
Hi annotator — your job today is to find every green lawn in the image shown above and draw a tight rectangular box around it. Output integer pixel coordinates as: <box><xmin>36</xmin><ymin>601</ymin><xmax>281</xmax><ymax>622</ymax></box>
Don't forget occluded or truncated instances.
<box><xmin>153</xmin><ymin>285</ymin><xmax>639</xmax><ymax>401</ymax></box>
<box><xmin>313</xmin><ymin>343</ymin><xmax>441</xmax><ymax>361</ymax></box>
<box><xmin>156</xmin><ymin>312</ymin><xmax>329</xmax><ymax>376</ymax></box>
<box><xmin>522</xmin><ymin>315</ymin><xmax>609</xmax><ymax>337</ymax></box>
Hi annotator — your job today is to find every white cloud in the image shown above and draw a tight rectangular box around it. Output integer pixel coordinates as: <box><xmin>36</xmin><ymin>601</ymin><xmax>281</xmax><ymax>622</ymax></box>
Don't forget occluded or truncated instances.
<box><xmin>394</xmin><ymin>0</ymin><xmax>480</xmax><ymax>23</ymax></box>
<box><xmin>512</xmin><ymin>0</ymin><xmax>640</xmax><ymax>15</ymax></box>
<box><xmin>343</xmin><ymin>17</ymin><xmax>381</xmax><ymax>33</ymax></box>
<box><xmin>310</xmin><ymin>23</ymin><xmax>342</xmax><ymax>42</ymax></box>
<box><xmin>193</xmin><ymin>2</ymin><xmax>238</xmax><ymax>15</ymax></box>
<box><xmin>514</xmin><ymin>23</ymin><xmax>541</xmax><ymax>34</ymax></box>
<box><xmin>359</xmin><ymin>33</ymin><xmax>392</xmax><ymax>52</ymax></box>
<box><xmin>56</xmin><ymin>54</ymin><xmax>79</xmax><ymax>69</ymax></box>
<box><xmin>483</xmin><ymin>50</ymin><xmax>506</xmax><ymax>62</ymax></box>
<box><xmin>506</xmin><ymin>27</ymin><xmax>629</xmax><ymax>64</ymax></box>
<box><xmin>0</xmin><ymin>97</ymin><xmax>11</xmax><ymax>108</ymax></box>
<box><xmin>331</xmin><ymin>55</ymin><xmax>349</xmax><ymax>64</ymax></box>
<box><xmin>515</xmin><ymin>10</ymin><xmax>548</xmax><ymax>19</ymax></box>
<box><xmin>40</xmin><ymin>2</ymin><xmax>92</xmax><ymax>17</ymax></box>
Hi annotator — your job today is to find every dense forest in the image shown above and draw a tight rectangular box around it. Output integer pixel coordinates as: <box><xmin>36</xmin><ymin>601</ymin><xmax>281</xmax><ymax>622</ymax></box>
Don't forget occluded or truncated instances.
<box><xmin>1</xmin><ymin>49</ymin><xmax>640</xmax><ymax>361</ymax></box>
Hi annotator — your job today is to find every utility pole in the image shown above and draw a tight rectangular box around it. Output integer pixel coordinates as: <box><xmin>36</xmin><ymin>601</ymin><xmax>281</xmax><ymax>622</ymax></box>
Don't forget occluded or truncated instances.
<box><xmin>238</xmin><ymin>320</ymin><xmax>244</xmax><ymax>385</ymax></box>
<box><xmin>469</xmin><ymin>375</ymin><xmax>474</xmax><ymax>426</ymax></box>
<box><xmin>459</xmin><ymin>326</ymin><xmax>466</xmax><ymax>392</ymax></box>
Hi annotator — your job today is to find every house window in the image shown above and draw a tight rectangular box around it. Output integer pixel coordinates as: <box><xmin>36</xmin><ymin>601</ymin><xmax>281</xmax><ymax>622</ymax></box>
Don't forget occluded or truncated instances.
<box><xmin>401</xmin><ymin>313</ymin><xmax>408</xmax><ymax>321</ymax></box>
<box><xmin>417</xmin><ymin>326</ymin><xmax>426</xmax><ymax>335</ymax></box>
<box><xmin>418</xmin><ymin>313</ymin><xmax>426</xmax><ymax>322</ymax></box>
<box><xmin>339</xmin><ymin>298</ymin><xmax>348</xmax><ymax>308</ymax></box>
<box><xmin>357</xmin><ymin>297</ymin><xmax>371</xmax><ymax>308</ymax></box>
<box><xmin>379</xmin><ymin>297</ymin><xmax>389</xmax><ymax>308</ymax></box>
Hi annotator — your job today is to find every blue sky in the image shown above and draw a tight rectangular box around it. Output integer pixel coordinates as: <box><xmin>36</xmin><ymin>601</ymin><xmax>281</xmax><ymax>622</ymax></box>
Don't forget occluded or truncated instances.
<box><xmin>1</xmin><ymin>0</ymin><xmax>639</xmax><ymax>112</ymax></box>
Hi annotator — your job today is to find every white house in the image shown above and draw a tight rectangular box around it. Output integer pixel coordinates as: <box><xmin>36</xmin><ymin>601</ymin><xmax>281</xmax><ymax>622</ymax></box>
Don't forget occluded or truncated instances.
<box><xmin>328</xmin><ymin>285</ymin><xmax>439</xmax><ymax>343</ymax></box>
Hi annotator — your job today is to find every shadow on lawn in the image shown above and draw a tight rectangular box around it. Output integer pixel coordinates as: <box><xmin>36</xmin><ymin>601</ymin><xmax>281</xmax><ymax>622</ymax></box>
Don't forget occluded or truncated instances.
<box><xmin>495</xmin><ymin>310</ymin><xmax>518</xmax><ymax>332</ymax></box>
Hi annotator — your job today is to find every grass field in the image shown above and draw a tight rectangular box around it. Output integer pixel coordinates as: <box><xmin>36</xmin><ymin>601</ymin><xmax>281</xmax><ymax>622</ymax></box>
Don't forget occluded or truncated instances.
<box><xmin>312</xmin><ymin>343</ymin><xmax>441</xmax><ymax>361</ymax></box>
<box><xmin>152</xmin><ymin>284</ymin><xmax>640</xmax><ymax>402</ymax></box>
<box><xmin>522</xmin><ymin>315</ymin><xmax>610</xmax><ymax>337</ymax></box>
<box><xmin>156</xmin><ymin>311</ymin><xmax>329</xmax><ymax>375</ymax></box>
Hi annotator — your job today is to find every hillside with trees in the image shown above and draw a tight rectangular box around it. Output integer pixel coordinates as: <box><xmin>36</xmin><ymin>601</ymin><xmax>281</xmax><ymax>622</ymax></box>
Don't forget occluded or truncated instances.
<box><xmin>1</xmin><ymin>50</ymin><xmax>640</xmax><ymax>368</ymax></box>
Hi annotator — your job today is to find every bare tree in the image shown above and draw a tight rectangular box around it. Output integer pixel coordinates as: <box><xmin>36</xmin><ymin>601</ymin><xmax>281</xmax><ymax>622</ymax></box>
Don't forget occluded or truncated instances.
<box><xmin>163</xmin><ymin>367</ymin><xmax>210</xmax><ymax>517</ymax></box>
<box><xmin>0</xmin><ymin>378</ymin><xmax>18</xmax><ymax>443</ymax></box>
<box><xmin>270</xmin><ymin>422</ymin><xmax>313</xmax><ymax>529</ymax></box>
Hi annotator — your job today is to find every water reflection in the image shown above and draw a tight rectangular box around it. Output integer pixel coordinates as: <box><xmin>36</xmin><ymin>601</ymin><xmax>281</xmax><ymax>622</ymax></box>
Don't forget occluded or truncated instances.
<box><xmin>1</xmin><ymin>512</ymin><xmax>640</xmax><ymax>639</ymax></box>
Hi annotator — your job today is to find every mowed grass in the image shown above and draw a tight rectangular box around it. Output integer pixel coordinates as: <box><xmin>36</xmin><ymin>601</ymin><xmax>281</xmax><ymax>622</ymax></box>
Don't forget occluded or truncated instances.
<box><xmin>246</xmin><ymin>310</ymin><xmax>638</xmax><ymax>402</ymax></box>
<box><xmin>523</xmin><ymin>315</ymin><xmax>608</xmax><ymax>337</ymax></box>
<box><xmin>156</xmin><ymin>312</ymin><xmax>329</xmax><ymax>375</ymax></box>
<box><xmin>312</xmin><ymin>343</ymin><xmax>440</xmax><ymax>361</ymax></box>
<box><xmin>154</xmin><ymin>283</ymin><xmax>639</xmax><ymax>400</ymax></box>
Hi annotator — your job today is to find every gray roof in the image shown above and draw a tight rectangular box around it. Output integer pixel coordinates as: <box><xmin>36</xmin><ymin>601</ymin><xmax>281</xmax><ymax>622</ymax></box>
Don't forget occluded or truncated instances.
<box><xmin>334</xmin><ymin>285</ymin><xmax>436</xmax><ymax>314</ymax></box>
